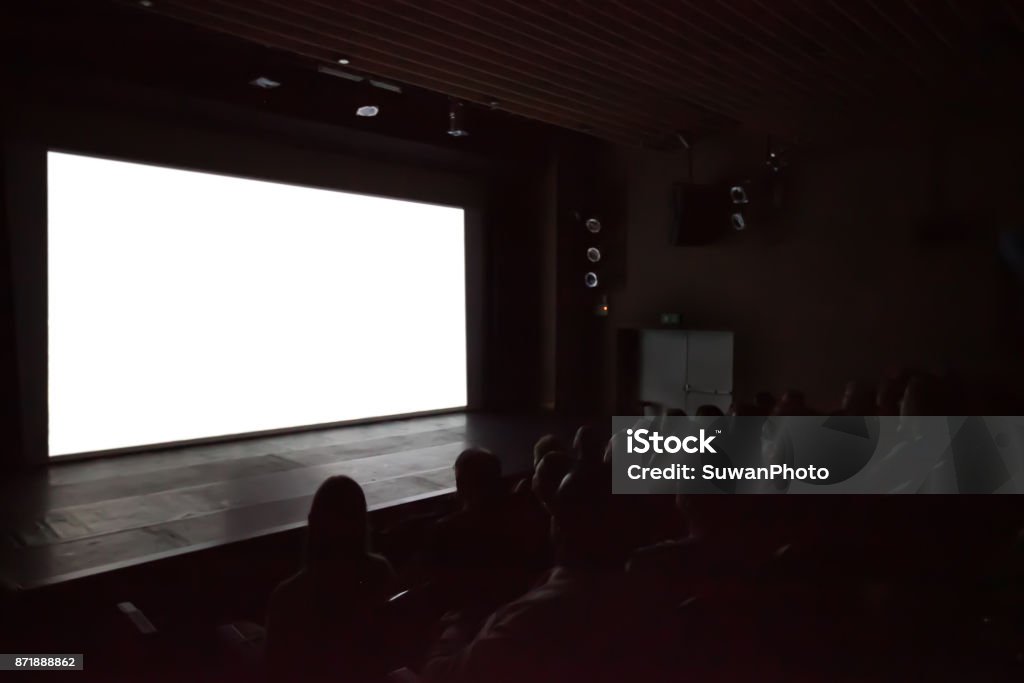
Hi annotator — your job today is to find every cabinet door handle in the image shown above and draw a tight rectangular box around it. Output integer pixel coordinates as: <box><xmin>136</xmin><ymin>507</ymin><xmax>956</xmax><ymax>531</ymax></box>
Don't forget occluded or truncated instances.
<box><xmin>685</xmin><ymin>385</ymin><xmax>730</xmax><ymax>395</ymax></box>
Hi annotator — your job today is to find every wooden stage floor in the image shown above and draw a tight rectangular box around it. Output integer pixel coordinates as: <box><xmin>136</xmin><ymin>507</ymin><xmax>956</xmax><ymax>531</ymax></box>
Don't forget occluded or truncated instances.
<box><xmin>0</xmin><ymin>412</ymin><xmax>578</xmax><ymax>590</ymax></box>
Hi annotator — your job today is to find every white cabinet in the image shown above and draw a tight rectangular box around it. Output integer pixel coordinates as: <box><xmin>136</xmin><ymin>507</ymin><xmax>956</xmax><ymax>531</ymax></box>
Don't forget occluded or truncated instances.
<box><xmin>639</xmin><ymin>329</ymin><xmax>733</xmax><ymax>414</ymax></box>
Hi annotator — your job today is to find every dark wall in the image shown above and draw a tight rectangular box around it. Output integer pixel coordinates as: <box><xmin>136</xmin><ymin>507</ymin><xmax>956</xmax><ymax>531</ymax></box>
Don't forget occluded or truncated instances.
<box><xmin>483</xmin><ymin>161</ymin><xmax>552</xmax><ymax>411</ymax></box>
<box><xmin>552</xmin><ymin>140</ymin><xmax>628</xmax><ymax>415</ymax></box>
<box><xmin>605</xmin><ymin>124</ymin><xmax>1024</xmax><ymax>410</ymax></box>
<box><xmin>0</xmin><ymin>137</ymin><xmax>22</xmax><ymax>462</ymax></box>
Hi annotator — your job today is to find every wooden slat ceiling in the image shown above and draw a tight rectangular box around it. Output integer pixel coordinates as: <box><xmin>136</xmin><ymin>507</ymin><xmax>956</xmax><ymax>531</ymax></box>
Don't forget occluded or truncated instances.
<box><xmin>126</xmin><ymin>0</ymin><xmax>1023</xmax><ymax>146</ymax></box>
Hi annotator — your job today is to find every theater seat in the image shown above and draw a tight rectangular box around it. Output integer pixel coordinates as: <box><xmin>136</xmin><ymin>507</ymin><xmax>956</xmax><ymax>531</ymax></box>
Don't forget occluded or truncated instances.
<box><xmin>215</xmin><ymin>620</ymin><xmax>265</xmax><ymax>680</ymax></box>
<box><xmin>384</xmin><ymin>585</ymin><xmax>450</xmax><ymax>669</ymax></box>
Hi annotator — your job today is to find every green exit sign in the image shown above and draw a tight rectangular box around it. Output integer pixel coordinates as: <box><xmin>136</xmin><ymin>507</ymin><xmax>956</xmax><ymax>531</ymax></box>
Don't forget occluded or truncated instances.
<box><xmin>660</xmin><ymin>313</ymin><xmax>681</xmax><ymax>325</ymax></box>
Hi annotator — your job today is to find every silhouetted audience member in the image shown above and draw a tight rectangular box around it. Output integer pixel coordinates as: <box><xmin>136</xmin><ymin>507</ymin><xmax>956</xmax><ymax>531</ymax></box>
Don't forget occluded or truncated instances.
<box><xmin>862</xmin><ymin>374</ymin><xmax>949</xmax><ymax>494</ymax></box>
<box><xmin>695</xmin><ymin>404</ymin><xmax>724</xmax><ymax>417</ymax></box>
<box><xmin>728</xmin><ymin>401</ymin><xmax>758</xmax><ymax>416</ymax></box>
<box><xmin>532</xmin><ymin>450</ymin><xmax>573</xmax><ymax>513</ymax></box>
<box><xmin>0</xmin><ymin>576</ymin><xmax>21</xmax><ymax>645</ymax></box>
<box><xmin>500</xmin><ymin>450</ymin><xmax>575</xmax><ymax>574</ymax></box>
<box><xmin>876</xmin><ymin>370</ymin><xmax>912</xmax><ymax>416</ymax></box>
<box><xmin>754</xmin><ymin>392</ymin><xmax>776</xmax><ymax>415</ymax></box>
<box><xmin>900</xmin><ymin>373</ymin><xmax>950</xmax><ymax>418</ymax></box>
<box><xmin>265</xmin><ymin>476</ymin><xmax>396</xmax><ymax>683</ymax></box>
<box><xmin>424</xmin><ymin>449</ymin><xmax>528</xmax><ymax>611</ymax></box>
<box><xmin>601</xmin><ymin>430</ymin><xmax>628</xmax><ymax>466</ymax></box>
<box><xmin>454</xmin><ymin>448</ymin><xmax>503</xmax><ymax>509</ymax></box>
<box><xmin>628</xmin><ymin>494</ymin><xmax>793</xmax><ymax>605</ymax></box>
<box><xmin>532</xmin><ymin>434</ymin><xmax>566</xmax><ymax>469</ymax></box>
<box><xmin>571</xmin><ymin>424</ymin><xmax>606</xmax><ymax>465</ymax></box>
<box><xmin>840</xmin><ymin>380</ymin><xmax>876</xmax><ymax>415</ymax></box>
<box><xmin>772</xmin><ymin>389</ymin><xmax>811</xmax><ymax>416</ymax></box>
<box><xmin>897</xmin><ymin>373</ymin><xmax>955</xmax><ymax>492</ymax></box>
<box><xmin>424</xmin><ymin>465</ymin><xmax>646</xmax><ymax>683</ymax></box>
<box><xmin>514</xmin><ymin>432</ymin><xmax>564</xmax><ymax>495</ymax></box>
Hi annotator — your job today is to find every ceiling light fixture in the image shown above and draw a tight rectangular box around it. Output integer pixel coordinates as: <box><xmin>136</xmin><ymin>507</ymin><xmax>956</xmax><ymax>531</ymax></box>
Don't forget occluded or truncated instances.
<box><xmin>447</xmin><ymin>99</ymin><xmax>469</xmax><ymax>137</ymax></box>
<box><xmin>317</xmin><ymin>65</ymin><xmax>362</xmax><ymax>82</ymax></box>
<box><xmin>336</xmin><ymin>57</ymin><xmax>350</xmax><ymax>65</ymax></box>
<box><xmin>249</xmin><ymin>76</ymin><xmax>281</xmax><ymax>89</ymax></box>
<box><xmin>355</xmin><ymin>77</ymin><xmax>380</xmax><ymax>117</ymax></box>
<box><xmin>369</xmin><ymin>79</ymin><xmax>402</xmax><ymax>94</ymax></box>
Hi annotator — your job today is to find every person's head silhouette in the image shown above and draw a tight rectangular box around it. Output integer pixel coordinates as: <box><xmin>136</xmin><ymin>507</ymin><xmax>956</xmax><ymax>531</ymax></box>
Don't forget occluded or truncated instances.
<box><xmin>532</xmin><ymin>450</ymin><xmax>573</xmax><ymax>512</ymax></box>
<box><xmin>306</xmin><ymin>475</ymin><xmax>369</xmax><ymax>567</ymax></box>
<box><xmin>454</xmin><ymin>448</ymin><xmax>502</xmax><ymax>510</ymax></box>
<box><xmin>533</xmin><ymin>434</ymin><xmax>566</xmax><ymax>469</ymax></box>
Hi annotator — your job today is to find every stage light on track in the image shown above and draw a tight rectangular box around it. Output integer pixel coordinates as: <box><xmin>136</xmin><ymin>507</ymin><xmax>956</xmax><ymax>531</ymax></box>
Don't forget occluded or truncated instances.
<box><xmin>730</xmin><ymin>185</ymin><xmax>749</xmax><ymax>204</ymax></box>
<box><xmin>731</xmin><ymin>212</ymin><xmax>746</xmax><ymax>231</ymax></box>
<box><xmin>585</xmin><ymin>217</ymin><xmax>601</xmax><ymax>233</ymax></box>
<box><xmin>586</xmin><ymin>247</ymin><xmax>601</xmax><ymax>263</ymax></box>
<box><xmin>448</xmin><ymin>99</ymin><xmax>469</xmax><ymax>137</ymax></box>
<box><xmin>356</xmin><ymin>105</ymin><xmax>379</xmax><ymax>117</ymax></box>
<box><xmin>584</xmin><ymin>272</ymin><xmax>599</xmax><ymax>288</ymax></box>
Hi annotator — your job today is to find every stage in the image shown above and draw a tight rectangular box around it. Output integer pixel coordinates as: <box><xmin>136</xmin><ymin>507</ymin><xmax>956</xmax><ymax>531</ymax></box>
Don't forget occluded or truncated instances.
<box><xmin>0</xmin><ymin>412</ymin><xmax>579</xmax><ymax>590</ymax></box>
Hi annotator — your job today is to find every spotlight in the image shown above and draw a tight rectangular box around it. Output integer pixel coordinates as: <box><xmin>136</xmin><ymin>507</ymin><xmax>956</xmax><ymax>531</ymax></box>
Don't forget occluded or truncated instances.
<box><xmin>249</xmin><ymin>76</ymin><xmax>281</xmax><ymax>89</ymax></box>
<box><xmin>595</xmin><ymin>294</ymin><xmax>609</xmax><ymax>317</ymax></box>
<box><xmin>586</xmin><ymin>247</ymin><xmax>601</xmax><ymax>263</ymax></box>
<box><xmin>731</xmin><ymin>213</ymin><xmax>746</xmax><ymax>231</ymax></box>
<box><xmin>355</xmin><ymin>77</ymin><xmax>381</xmax><ymax>117</ymax></box>
<box><xmin>730</xmin><ymin>185</ymin><xmax>749</xmax><ymax>204</ymax></box>
<box><xmin>336</xmin><ymin>57</ymin><xmax>350</xmax><ymax>65</ymax></box>
<box><xmin>584</xmin><ymin>272</ymin><xmax>599</xmax><ymax>288</ymax></box>
<box><xmin>448</xmin><ymin>99</ymin><xmax>469</xmax><ymax>137</ymax></box>
<box><xmin>585</xmin><ymin>218</ymin><xmax>601</xmax><ymax>233</ymax></box>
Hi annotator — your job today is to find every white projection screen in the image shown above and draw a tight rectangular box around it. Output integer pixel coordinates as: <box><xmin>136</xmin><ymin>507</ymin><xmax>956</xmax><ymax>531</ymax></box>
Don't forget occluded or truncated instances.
<box><xmin>47</xmin><ymin>151</ymin><xmax>467</xmax><ymax>457</ymax></box>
